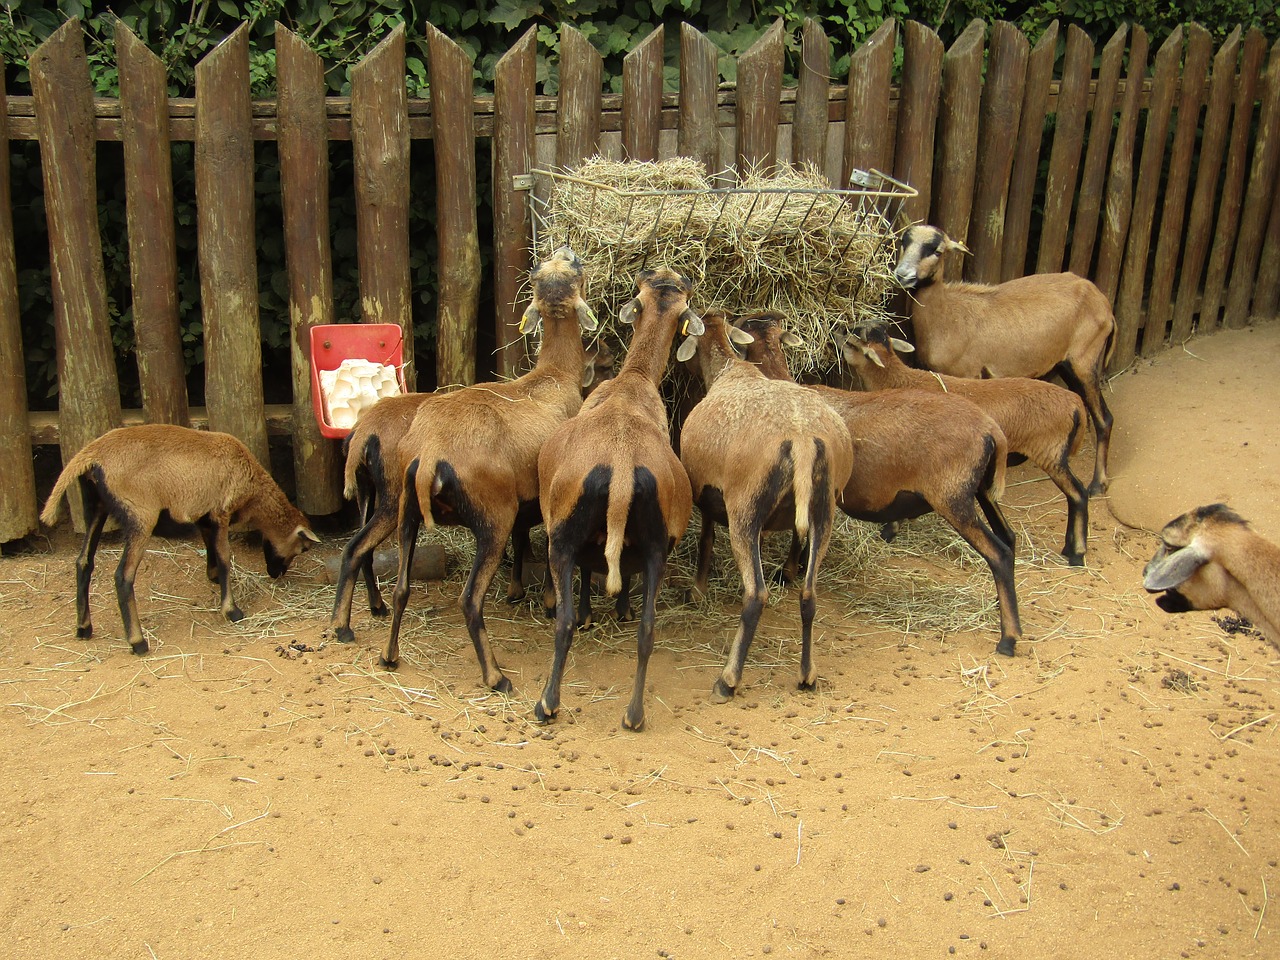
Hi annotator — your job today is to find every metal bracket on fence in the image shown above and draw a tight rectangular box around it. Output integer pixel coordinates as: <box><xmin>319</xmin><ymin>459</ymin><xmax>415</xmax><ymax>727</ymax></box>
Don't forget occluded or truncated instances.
<box><xmin>512</xmin><ymin>174</ymin><xmax>534</xmax><ymax>190</ymax></box>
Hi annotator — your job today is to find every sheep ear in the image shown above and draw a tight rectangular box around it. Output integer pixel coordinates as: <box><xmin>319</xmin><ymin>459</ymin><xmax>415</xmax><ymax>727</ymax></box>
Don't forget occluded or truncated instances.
<box><xmin>864</xmin><ymin>345</ymin><xmax>886</xmax><ymax>369</ymax></box>
<box><xmin>620</xmin><ymin>298</ymin><xmax>640</xmax><ymax>325</ymax></box>
<box><xmin>680</xmin><ymin>308</ymin><xmax>705</xmax><ymax>336</ymax></box>
<box><xmin>297</xmin><ymin>525</ymin><xmax>321</xmax><ymax>544</ymax></box>
<box><xmin>581</xmin><ymin>361</ymin><xmax>598</xmax><ymax>389</ymax></box>
<box><xmin>728</xmin><ymin>325</ymin><xmax>755</xmax><ymax>345</ymax></box>
<box><xmin>519</xmin><ymin>304</ymin><xmax>541</xmax><ymax>335</ymax></box>
<box><xmin>780</xmin><ymin>331</ymin><xmax>803</xmax><ymax>348</ymax></box>
<box><xmin>889</xmin><ymin>337</ymin><xmax>915</xmax><ymax>354</ymax></box>
<box><xmin>944</xmin><ymin>237</ymin><xmax>972</xmax><ymax>255</ymax></box>
<box><xmin>576</xmin><ymin>301</ymin><xmax>598</xmax><ymax>332</ymax></box>
<box><xmin>676</xmin><ymin>335</ymin><xmax>700</xmax><ymax>363</ymax></box>
<box><xmin>1143</xmin><ymin>542</ymin><xmax>1210</xmax><ymax>592</ymax></box>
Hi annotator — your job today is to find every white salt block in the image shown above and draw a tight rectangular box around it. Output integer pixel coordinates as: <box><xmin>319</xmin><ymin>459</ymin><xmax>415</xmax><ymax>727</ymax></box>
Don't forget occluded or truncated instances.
<box><xmin>329</xmin><ymin>401</ymin><xmax>357</xmax><ymax>430</ymax></box>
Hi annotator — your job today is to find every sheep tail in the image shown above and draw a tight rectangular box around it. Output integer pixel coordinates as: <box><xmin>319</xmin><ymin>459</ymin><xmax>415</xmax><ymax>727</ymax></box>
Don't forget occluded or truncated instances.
<box><xmin>39</xmin><ymin>446</ymin><xmax>97</xmax><ymax>526</ymax></box>
<box><xmin>603</xmin><ymin>461</ymin><xmax>635</xmax><ymax>596</ymax></box>
<box><xmin>1103</xmin><ymin>318</ymin><xmax>1117</xmax><ymax>367</ymax></box>
<box><xmin>342</xmin><ymin>429</ymin><xmax>369</xmax><ymax>501</ymax></box>
<box><xmin>790</xmin><ymin>438</ymin><xmax>817</xmax><ymax>542</ymax></box>
<box><xmin>988</xmin><ymin>430</ymin><xmax>1008</xmax><ymax>502</ymax></box>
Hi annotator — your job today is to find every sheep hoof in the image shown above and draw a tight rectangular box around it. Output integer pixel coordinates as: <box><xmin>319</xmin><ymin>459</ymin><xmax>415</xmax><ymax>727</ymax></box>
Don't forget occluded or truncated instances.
<box><xmin>879</xmin><ymin>521</ymin><xmax>901</xmax><ymax>543</ymax></box>
<box><xmin>226</xmin><ymin>607</ymin><xmax>245</xmax><ymax>623</ymax></box>
<box><xmin>130</xmin><ymin>639</ymin><xmax>150</xmax><ymax>656</ymax></box>
<box><xmin>1064</xmin><ymin>552</ymin><xmax>1085</xmax><ymax>567</ymax></box>
<box><xmin>770</xmin><ymin>568</ymin><xmax>794</xmax><ymax>587</ymax></box>
<box><xmin>710</xmin><ymin>678</ymin><xmax>735</xmax><ymax>703</ymax></box>
<box><xmin>797</xmin><ymin>679</ymin><xmax>817</xmax><ymax>693</ymax></box>
<box><xmin>505</xmin><ymin>587</ymin><xmax>527</xmax><ymax>605</ymax></box>
<box><xmin>378</xmin><ymin>656</ymin><xmax>400</xmax><ymax>671</ymax></box>
<box><xmin>492</xmin><ymin>675</ymin><xmax>514</xmax><ymax>695</ymax></box>
<box><xmin>332</xmin><ymin>626</ymin><xmax>357</xmax><ymax>644</ymax></box>
<box><xmin>369</xmin><ymin>602</ymin><xmax>389</xmax><ymax>619</ymax></box>
<box><xmin>534</xmin><ymin>700</ymin><xmax>556</xmax><ymax>722</ymax></box>
<box><xmin>621</xmin><ymin>711</ymin><xmax>645</xmax><ymax>732</ymax></box>
<box><xmin>1087</xmin><ymin>480</ymin><xmax>1108</xmax><ymax>497</ymax></box>
<box><xmin>995</xmin><ymin>637</ymin><xmax>1017</xmax><ymax>657</ymax></box>
<box><xmin>76</xmin><ymin>625</ymin><xmax>93</xmax><ymax>640</ymax></box>
<box><xmin>576</xmin><ymin>614</ymin><xmax>595</xmax><ymax>631</ymax></box>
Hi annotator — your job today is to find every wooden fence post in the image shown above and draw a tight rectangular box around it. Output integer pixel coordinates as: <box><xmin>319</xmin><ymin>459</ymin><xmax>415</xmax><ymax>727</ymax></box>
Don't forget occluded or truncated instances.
<box><xmin>932</xmin><ymin>19</ymin><xmax>984</xmax><ymax>278</ymax></box>
<box><xmin>0</xmin><ymin>60</ymin><xmax>36</xmax><ymax>543</ymax></box>
<box><xmin>351</xmin><ymin>25</ymin><xmax>413</xmax><ymax>385</ymax></box>
<box><xmin>1223</xmin><ymin>38</ymin><xmax>1280</xmax><ymax>329</ymax></box>
<box><xmin>893</xmin><ymin>21</ymin><xmax>943</xmax><ymax>225</ymax></box>
<box><xmin>277</xmin><ymin>24</ymin><xmax>342</xmax><ymax>515</ymax></box>
<box><xmin>1069</xmin><ymin>26</ymin><xmax>1127</xmax><ymax>278</ymax></box>
<box><xmin>117</xmin><ymin>22</ymin><xmax>188</xmax><ymax>428</ymax></box>
<box><xmin>1036</xmin><ymin>25</ymin><xmax>1092</xmax><ymax>274</ymax></box>
<box><xmin>1142</xmin><ymin>23</ymin><xmax>1212</xmax><ymax>355</ymax></box>
<box><xmin>195</xmin><ymin>24</ymin><xmax>268</xmax><ymax>467</ymax></box>
<box><xmin>623</xmin><ymin>26</ymin><xmax>664</xmax><ymax>163</ymax></box>
<box><xmin>1113</xmin><ymin>26</ymin><xmax>1181</xmax><ymax>367</ymax></box>
<box><xmin>1094</xmin><ymin>26</ymin><xmax>1148</xmax><ymax>306</ymax></box>
<box><xmin>493</xmin><ymin>27</ymin><xmax>537</xmax><ymax>378</ymax></box>
<box><xmin>428</xmin><ymin>23</ymin><xmax>481</xmax><ymax>388</ymax></box>
<box><xmin>736</xmin><ymin>19</ymin><xmax>785</xmax><ymax>176</ymax></box>
<box><xmin>1198</xmin><ymin>28</ymin><xmax>1268</xmax><ymax>332</ymax></box>
<box><xmin>969</xmin><ymin>21</ymin><xmax>1027</xmax><ymax>283</ymax></box>
<box><xmin>30</xmin><ymin>18</ymin><xmax>122</xmax><ymax>502</ymax></box>
<box><xmin>1254</xmin><ymin>170</ymin><xmax>1280</xmax><ymax>321</ymax></box>
<box><xmin>1001</xmin><ymin>21</ymin><xmax>1058</xmax><ymax>281</ymax></box>
<box><xmin>1170</xmin><ymin>27</ymin><xmax>1241</xmax><ymax>343</ymax></box>
<box><xmin>679</xmin><ymin>24</ymin><xmax>721</xmax><ymax>176</ymax></box>
<box><xmin>793</xmin><ymin>18</ymin><xmax>830</xmax><ymax>173</ymax></box>
<box><xmin>558</xmin><ymin>25</ymin><xmax>603</xmax><ymax>168</ymax></box>
<box><xmin>843</xmin><ymin>19</ymin><xmax>896</xmax><ymax>186</ymax></box>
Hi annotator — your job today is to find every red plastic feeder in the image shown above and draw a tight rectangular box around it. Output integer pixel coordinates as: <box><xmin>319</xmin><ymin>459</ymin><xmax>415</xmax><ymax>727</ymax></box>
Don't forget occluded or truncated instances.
<box><xmin>309</xmin><ymin>323</ymin><xmax>407</xmax><ymax>439</ymax></box>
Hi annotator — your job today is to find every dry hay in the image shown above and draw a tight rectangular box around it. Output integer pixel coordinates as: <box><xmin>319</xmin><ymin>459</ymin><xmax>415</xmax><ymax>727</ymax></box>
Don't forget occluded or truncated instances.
<box><xmin>528</xmin><ymin>157</ymin><xmax>910</xmax><ymax>376</ymax></box>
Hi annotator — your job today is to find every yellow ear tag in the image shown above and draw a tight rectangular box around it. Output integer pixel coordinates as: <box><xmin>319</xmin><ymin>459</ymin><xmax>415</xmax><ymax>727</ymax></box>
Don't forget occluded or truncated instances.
<box><xmin>681</xmin><ymin>317</ymin><xmax>690</xmax><ymax>336</ymax></box>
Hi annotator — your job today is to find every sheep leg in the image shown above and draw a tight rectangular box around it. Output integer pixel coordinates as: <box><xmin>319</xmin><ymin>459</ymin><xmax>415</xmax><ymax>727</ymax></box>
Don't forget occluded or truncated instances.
<box><xmin>328</xmin><ymin>501</ymin><xmax>398</xmax><ymax>643</ymax></box>
<box><xmin>942</xmin><ymin>495</ymin><xmax>1022</xmax><ymax>657</ymax></box>
<box><xmin>776</xmin><ymin>530</ymin><xmax>804</xmax><ymax>585</ymax></box>
<box><xmin>535</xmin><ymin>544</ymin><xmax>578</xmax><ymax>722</ymax></box>
<box><xmin>459</xmin><ymin>509</ymin><xmax>516</xmax><ymax>693</ymax></box>
<box><xmin>711</xmin><ymin>515</ymin><xmax>768</xmax><ymax>702</ymax></box>
<box><xmin>506</xmin><ymin>508</ymin><xmax>536</xmax><ymax>603</ymax></box>
<box><xmin>113</xmin><ymin>523</ymin><xmax>154</xmax><ymax>656</ymax></box>
<box><xmin>73</xmin><ymin>477</ymin><xmax>109</xmax><ymax>640</ymax></box>
<box><xmin>1058</xmin><ymin>362</ymin><xmax>1113</xmax><ymax>496</ymax></box>
<box><xmin>798</xmin><ymin>488</ymin><xmax>835</xmax><ymax>693</ymax></box>
<box><xmin>614</xmin><ymin>575</ymin><xmax>634</xmax><ymax>621</ymax></box>
<box><xmin>688</xmin><ymin>512</ymin><xmax>717</xmax><ymax>601</ymax></box>
<box><xmin>1042</xmin><ymin>456</ymin><xmax>1089</xmax><ymax>565</ymax></box>
<box><xmin>576</xmin><ymin>565</ymin><xmax>594</xmax><ymax>629</ymax></box>
<box><xmin>381</xmin><ymin>462</ymin><xmax>425</xmax><ymax>671</ymax></box>
<box><xmin>353</xmin><ymin>465</ymin><xmax>388</xmax><ymax>617</ymax></box>
<box><xmin>206</xmin><ymin>518</ymin><xmax>243</xmax><ymax>622</ymax></box>
<box><xmin>622</xmin><ymin>551</ymin><xmax>666</xmax><ymax>731</ymax></box>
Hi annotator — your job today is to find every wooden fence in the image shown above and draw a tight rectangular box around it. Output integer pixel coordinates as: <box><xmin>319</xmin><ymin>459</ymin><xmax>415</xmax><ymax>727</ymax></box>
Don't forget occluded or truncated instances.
<box><xmin>1</xmin><ymin>16</ymin><xmax>1278</xmax><ymax>542</ymax></box>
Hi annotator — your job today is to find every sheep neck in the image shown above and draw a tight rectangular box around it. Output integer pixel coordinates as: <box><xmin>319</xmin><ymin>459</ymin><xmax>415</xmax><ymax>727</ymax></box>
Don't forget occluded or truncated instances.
<box><xmin>621</xmin><ymin>306</ymin><xmax>683</xmax><ymax>385</ymax></box>
<box><xmin>530</xmin><ymin>307</ymin><xmax>587</xmax><ymax>380</ymax></box>
<box><xmin>1220</xmin><ymin>529</ymin><xmax>1280</xmax><ymax>645</ymax></box>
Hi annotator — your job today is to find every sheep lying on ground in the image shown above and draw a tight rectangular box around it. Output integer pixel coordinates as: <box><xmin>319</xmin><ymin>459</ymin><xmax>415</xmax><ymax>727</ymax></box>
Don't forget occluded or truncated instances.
<box><xmin>1144</xmin><ymin>504</ymin><xmax>1280</xmax><ymax>646</ymax></box>
<box><xmin>535</xmin><ymin>268</ymin><xmax>700</xmax><ymax>730</ymax></box>
<box><xmin>894</xmin><ymin>224</ymin><xmax>1115</xmax><ymax>495</ymax></box>
<box><xmin>380</xmin><ymin>247</ymin><xmax>597</xmax><ymax>693</ymax></box>
<box><xmin>737</xmin><ymin>311</ymin><xmax>1024</xmax><ymax>657</ymax></box>
<box><xmin>40</xmin><ymin>424</ymin><xmax>318</xmax><ymax>654</ymax></box>
<box><xmin>843</xmin><ymin>323</ymin><xmax>1090</xmax><ymax>564</ymax></box>
<box><xmin>681</xmin><ymin>309</ymin><xmax>854</xmax><ymax>700</ymax></box>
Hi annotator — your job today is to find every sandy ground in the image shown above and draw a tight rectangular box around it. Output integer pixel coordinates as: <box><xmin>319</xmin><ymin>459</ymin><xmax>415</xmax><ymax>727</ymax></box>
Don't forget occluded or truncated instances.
<box><xmin>2</xmin><ymin>322</ymin><xmax>1279</xmax><ymax>960</ymax></box>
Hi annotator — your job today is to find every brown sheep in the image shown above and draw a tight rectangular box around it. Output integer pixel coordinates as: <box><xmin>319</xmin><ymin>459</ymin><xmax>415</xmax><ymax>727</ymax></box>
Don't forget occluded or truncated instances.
<box><xmin>680</xmin><ymin>309</ymin><xmax>855</xmax><ymax>701</ymax></box>
<box><xmin>843</xmin><ymin>322</ymin><xmax>1090</xmax><ymax>565</ymax></box>
<box><xmin>380</xmin><ymin>247</ymin><xmax>597</xmax><ymax>693</ymax></box>
<box><xmin>1144</xmin><ymin>504</ymin><xmax>1280</xmax><ymax>646</ymax></box>
<box><xmin>894</xmin><ymin>224</ymin><xmax>1115</xmax><ymax>495</ymax></box>
<box><xmin>735</xmin><ymin>311</ymin><xmax>1024</xmax><ymax>657</ymax></box>
<box><xmin>535</xmin><ymin>268</ymin><xmax>701</xmax><ymax>730</ymax></box>
<box><xmin>39</xmin><ymin>424</ymin><xmax>318</xmax><ymax>654</ymax></box>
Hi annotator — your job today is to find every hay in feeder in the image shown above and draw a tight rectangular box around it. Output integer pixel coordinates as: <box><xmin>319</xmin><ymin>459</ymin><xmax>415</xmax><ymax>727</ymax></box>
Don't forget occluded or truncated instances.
<box><xmin>528</xmin><ymin>157</ymin><xmax>910</xmax><ymax>376</ymax></box>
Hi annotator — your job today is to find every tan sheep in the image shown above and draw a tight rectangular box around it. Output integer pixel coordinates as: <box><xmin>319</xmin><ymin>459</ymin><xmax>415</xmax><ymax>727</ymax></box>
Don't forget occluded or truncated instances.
<box><xmin>534</xmin><ymin>268</ymin><xmax>701</xmax><ymax>730</ymax></box>
<box><xmin>843</xmin><ymin>322</ymin><xmax>1090</xmax><ymax>565</ymax></box>
<box><xmin>894</xmin><ymin>224</ymin><xmax>1115</xmax><ymax>495</ymax></box>
<box><xmin>379</xmin><ymin>247</ymin><xmax>597</xmax><ymax>693</ymax></box>
<box><xmin>40</xmin><ymin>424</ymin><xmax>318</xmax><ymax>654</ymax></box>
<box><xmin>680</xmin><ymin>309</ymin><xmax>855</xmax><ymax>701</ymax></box>
<box><xmin>736</xmin><ymin>311</ymin><xmax>1024</xmax><ymax>657</ymax></box>
<box><xmin>1144</xmin><ymin>504</ymin><xmax>1280</xmax><ymax>646</ymax></box>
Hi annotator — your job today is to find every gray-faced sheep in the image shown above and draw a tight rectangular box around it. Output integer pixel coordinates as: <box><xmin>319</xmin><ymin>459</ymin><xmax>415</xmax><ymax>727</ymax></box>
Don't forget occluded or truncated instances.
<box><xmin>380</xmin><ymin>247</ymin><xmax>597</xmax><ymax>693</ymax></box>
<box><xmin>1144</xmin><ymin>504</ymin><xmax>1280</xmax><ymax>646</ymax></box>
<box><xmin>535</xmin><ymin>268</ymin><xmax>701</xmax><ymax>730</ymax></box>
<box><xmin>680</xmin><ymin>309</ymin><xmax>854</xmax><ymax>701</ymax></box>
<box><xmin>843</xmin><ymin>322</ymin><xmax>1090</xmax><ymax>565</ymax></box>
<box><xmin>894</xmin><ymin>224</ymin><xmax>1115</xmax><ymax>495</ymax></box>
<box><xmin>736</xmin><ymin>311</ymin><xmax>1024</xmax><ymax>657</ymax></box>
<box><xmin>39</xmin><ymin>424</ymin><xmax>319</xmax><ymax>654</ymax></box>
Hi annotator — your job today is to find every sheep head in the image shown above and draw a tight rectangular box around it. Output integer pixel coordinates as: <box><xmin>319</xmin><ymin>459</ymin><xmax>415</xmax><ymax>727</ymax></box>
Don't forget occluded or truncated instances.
<box><xmin>842</xmin><ymin>323</ymin><xmax>915</xmax><ymax>370</ymax></box>
<box><xmin>894</xmin><ymin>225</ymin><xmax>970</xmax><ymax>289</ymax></box>
<box><xmin>263</xmin><ymin>521</ymin><xmax>321</xmax><ymax>579</ymax></box>
<box><xmin>520</xmin><ymin>246</ymin><xmax>598</xmax><ymax>336</ymax></box>
<box><xmin>733</xmin><ymin>311</ymin><xmax>797</xmax><ymax>379</ymax></box>
<box><xmin>1143</xmin><ymin>504</ymin><xmax>1249</xmax><ymax>613</ymax></box>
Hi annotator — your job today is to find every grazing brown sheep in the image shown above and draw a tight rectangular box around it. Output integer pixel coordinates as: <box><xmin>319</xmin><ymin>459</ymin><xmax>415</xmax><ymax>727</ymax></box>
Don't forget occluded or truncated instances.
<box><xmin>1144</xmin><ymin>504</ymin><xmax>1280</xmax><ymax>646</ymax></box>
<box><xmin>535</xmin><ymin>268</ymin><xmax>700</xmax><ymax>730</ymax></box>
<box><xmin>894</xmin><ymin>224</ymin><xmax>1115</xmax><ymax>495</ymax></box>
<box><xmin>40</xmin><ymin>424</ymin><xmax>318</xmax><ymax>654</ymax></box>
